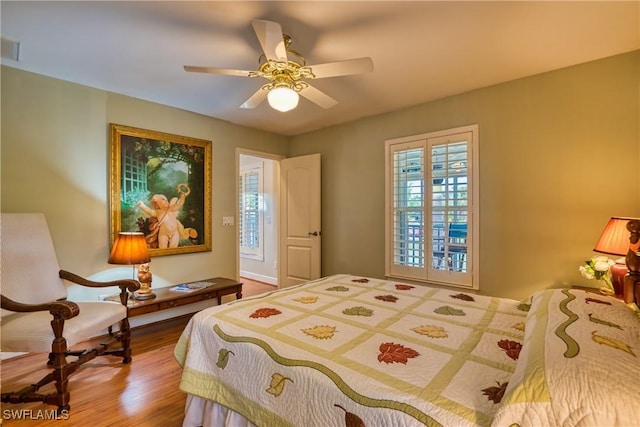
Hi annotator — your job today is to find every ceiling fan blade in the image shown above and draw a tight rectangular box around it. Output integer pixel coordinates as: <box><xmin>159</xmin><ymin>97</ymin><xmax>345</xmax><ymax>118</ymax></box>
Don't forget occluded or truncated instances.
<box><xmin>240</xmin><ymin>87</ymin><xmax>268</xmax><ymax>109</ymax></box>
<box><xmin>183</xmin><ymin>65</ymin><xmax>253</xmax><ymax>77</ymax></box>
<box><xmin>252</xmin><ymin>20</ymin><xmax>288</xmax><ymax>62</ymax></box>
<box><xmin>299</xmin><ymin>84</ymin><xmax>338</xmax><ymax>109</ymax></box>
<box><xmin>305</xmin><ymin>57</ymin><xmax>374</xmax><ymax>79</ymax></box>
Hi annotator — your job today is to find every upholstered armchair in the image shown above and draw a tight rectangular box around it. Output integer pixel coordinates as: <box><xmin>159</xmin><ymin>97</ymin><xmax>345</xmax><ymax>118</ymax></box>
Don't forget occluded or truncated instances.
<box><xmin>1</xmin><ymin>213</ymin><xmax>140</xmax><ymax>411</ymax></box>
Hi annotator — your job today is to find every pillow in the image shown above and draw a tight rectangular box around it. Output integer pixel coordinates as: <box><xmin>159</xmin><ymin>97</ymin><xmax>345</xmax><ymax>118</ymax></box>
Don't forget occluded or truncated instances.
<box><xmin>491</xmin><ymin>288</ymin><xmax>640</xmax><ymax>427</ymax></box>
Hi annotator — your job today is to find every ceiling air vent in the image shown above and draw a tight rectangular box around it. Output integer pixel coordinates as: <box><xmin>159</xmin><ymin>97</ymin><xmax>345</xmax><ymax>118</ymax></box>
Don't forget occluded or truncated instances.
<box><xmin>1</xmin><ymin>37</ymin><xmax>21</xmax><ymax>61</ymax></box>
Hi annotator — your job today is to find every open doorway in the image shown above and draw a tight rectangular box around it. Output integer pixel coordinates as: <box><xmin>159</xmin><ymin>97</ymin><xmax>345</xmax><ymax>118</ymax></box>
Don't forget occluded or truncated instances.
<box><xmin>238</xmin><ymin>150</ymin><xmax>281</xmax><ymax>287</ymax></box>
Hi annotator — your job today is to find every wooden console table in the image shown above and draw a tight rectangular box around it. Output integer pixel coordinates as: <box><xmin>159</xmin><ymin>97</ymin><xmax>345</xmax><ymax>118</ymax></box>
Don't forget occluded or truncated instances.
<box><xmin>110</xmin><ymin>277</ymin><xmax>242</xmax><ymax>317</ymax></box>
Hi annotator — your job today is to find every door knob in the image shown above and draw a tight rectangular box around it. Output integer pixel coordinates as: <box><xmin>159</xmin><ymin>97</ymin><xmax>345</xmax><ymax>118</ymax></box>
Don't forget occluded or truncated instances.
<box><xmin>308</xmin><ymin>231</ymin><xmax>320</xmax><ymax>236</ymax></box>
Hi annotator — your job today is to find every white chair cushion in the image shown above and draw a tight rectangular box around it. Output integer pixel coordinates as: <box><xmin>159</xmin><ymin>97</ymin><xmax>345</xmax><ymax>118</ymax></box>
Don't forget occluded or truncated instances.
<box><xmin>0</xmin><ymin>301</ymin><xmax>126</xmax><ymax>353</ymax></box>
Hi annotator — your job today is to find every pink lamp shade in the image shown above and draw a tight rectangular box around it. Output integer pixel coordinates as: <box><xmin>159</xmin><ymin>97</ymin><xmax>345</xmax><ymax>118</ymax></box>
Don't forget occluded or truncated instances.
<box><xmin>108</xmin><ymin>232</ymin><xmax>150</xmax><ymax>265</ymax></box>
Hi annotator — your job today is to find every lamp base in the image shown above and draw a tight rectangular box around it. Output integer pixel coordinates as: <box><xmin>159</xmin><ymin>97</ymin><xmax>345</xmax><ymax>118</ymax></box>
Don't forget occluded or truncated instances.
<box><xmin>133</xmin><ymin>291</ymin><xmax>156</xmax><ymax>300</ymax></box>
<box><xmin>611</xmin><ymin>261</ymin><xmax>627</xmax><ymax>298</ymax></box>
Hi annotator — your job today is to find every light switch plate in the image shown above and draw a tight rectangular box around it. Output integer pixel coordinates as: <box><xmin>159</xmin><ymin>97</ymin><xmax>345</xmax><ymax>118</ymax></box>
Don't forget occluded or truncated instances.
<box><xmin>222</xmin><ymin>216</ymin><xmax>234</xmax><ymax>226</ymax></box>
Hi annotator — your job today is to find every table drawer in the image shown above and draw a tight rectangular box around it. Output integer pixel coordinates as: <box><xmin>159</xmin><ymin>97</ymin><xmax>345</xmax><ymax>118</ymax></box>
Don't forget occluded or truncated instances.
<box><xmin>158</xmin><ymin>292</ymin><xmax>216</xmax><ymax>309</ymax></box>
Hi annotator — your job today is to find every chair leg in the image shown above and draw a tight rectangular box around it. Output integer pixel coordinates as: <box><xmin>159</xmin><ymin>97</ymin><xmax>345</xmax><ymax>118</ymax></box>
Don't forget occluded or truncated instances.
<box><xmin>49</xmin><ymin>316</ymin><xmax>72</xmax><ymax>409</ymax></box>
<box><xmin>120</xmin><ymin>317</ymin><xmax>132</xmax><ymax>363</ymax></box>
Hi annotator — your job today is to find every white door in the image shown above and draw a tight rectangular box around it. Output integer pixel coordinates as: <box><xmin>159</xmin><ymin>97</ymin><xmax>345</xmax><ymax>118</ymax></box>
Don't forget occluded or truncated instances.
<box><xmin>279</xmin><ymin>154</ymin><xmax>321</xmax><ymax>288</ymax></box>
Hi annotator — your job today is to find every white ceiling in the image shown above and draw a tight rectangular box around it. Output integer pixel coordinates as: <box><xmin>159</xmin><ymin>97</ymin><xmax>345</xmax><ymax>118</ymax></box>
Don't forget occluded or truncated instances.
<box><xmin>2</xmin><ymin>1</ymin><xmax>638</xmax><ymax>136</ymax></box>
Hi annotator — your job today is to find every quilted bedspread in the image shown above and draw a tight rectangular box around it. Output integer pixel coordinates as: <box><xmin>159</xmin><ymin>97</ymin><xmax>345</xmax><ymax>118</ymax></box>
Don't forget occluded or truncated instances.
<box><xmin>175</xmin><ymin>274</ymin><xmax>528</xmax><ymax>427</ymax></box>
<box><xmin>492</xmin><ymin>288</ymin><xmax>640</xmax><ymax>426</ymax></box>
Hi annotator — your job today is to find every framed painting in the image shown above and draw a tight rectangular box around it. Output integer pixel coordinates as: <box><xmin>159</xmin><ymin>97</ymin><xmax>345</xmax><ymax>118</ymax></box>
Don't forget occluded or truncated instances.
<box><xmin>109</xmin><ymin>123</ymin><xmax>212</xmax><ymax>257</ymax></box>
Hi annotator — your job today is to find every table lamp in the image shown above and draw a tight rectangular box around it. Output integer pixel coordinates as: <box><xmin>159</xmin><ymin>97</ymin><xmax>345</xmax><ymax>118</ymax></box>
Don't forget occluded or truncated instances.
<box><xmin>593</xmin><ymin>217</ymin><xmax>634</xmax><ymax>297</ymax></box>
<box><xmin>108</xmin><ymin>232</ymin><xmax>153</xmax><ymax>300</ymax></box>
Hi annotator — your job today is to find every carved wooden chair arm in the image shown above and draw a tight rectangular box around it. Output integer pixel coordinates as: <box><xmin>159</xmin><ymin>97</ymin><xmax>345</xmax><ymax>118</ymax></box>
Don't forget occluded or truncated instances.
<box><xmin>59</xmin><ymin>270</ymin><xmax>140</xmax><ymax>292</ymax></box>
<box><xmin>1</xmin><ymin>294</ymin><xmax>80</xmax><ymax>319</ymax></box>
<box><xmin>59</xmin><ymin>270</ymin><xmax>140</xmax><ymax>307</ymax></box>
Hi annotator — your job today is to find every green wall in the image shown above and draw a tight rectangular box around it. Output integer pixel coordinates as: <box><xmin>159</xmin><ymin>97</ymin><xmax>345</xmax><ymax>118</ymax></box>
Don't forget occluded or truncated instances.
<box><xmin>2</xmin><ymin>50</ymin><xmax>638</xmax><ymax>301</ymax></box>
<box><xmin>1</xmin><ymin>67</ymin><xmax>289</xmax><ymax>299</ymax></box>
<box><xmin>289</xmin><ymin>50</ymin><xmax>640</xmax><ymax>299</ymax></box>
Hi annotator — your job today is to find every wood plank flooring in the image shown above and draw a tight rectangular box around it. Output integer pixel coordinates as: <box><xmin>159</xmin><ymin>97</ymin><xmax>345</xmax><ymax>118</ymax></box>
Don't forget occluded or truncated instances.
<box><xmin>1</xmin><ymin>279</ymin><xmax>276</xmax><ymax>426</ymax></box>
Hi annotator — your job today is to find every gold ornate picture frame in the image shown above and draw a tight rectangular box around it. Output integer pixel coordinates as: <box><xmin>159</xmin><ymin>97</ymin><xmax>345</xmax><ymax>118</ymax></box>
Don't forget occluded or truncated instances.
<box><xmin>109</xmin><ymin>123</ymin><xmax>212</xmax><ymax>257</ymax></box>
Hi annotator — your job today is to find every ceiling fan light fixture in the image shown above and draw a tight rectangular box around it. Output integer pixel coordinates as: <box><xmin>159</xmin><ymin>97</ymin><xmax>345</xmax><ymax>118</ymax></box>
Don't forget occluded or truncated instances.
<box><xmin>184</xmin><ymin>20</ymin><xmax>373</xmax><ymax>112</ymax></box>
<box><xmin>267</xmin><ymin>86</ymin><xmax>299</xmax><ymax>112</ymax></box>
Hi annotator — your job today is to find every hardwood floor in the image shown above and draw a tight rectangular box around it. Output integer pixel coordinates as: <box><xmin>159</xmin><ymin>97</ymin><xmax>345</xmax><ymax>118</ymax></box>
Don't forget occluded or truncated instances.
<box><xmin>240</xmin><ymin>278</ymin><xmax>278</xmax><ymax>299</ymax></box>
<box><xmin>1</xmin><ymin>278</ymin><xmax>276</xmax><ymax>426</ymax></box>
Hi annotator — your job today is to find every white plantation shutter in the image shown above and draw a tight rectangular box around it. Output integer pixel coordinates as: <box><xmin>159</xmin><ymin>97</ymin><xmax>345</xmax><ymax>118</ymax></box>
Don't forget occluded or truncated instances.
<box><xmin>385</xmin><ymin>125</ymin><xmax>478</xmax><ymax>289</ymax></box>
<box><xmin>239</xmin><ymin>166</ymin><xmax>263</xmax><ymax>260</ymax></box>
<box><xmin>389</xmin><ymin>141</ymin><xmax>426</xmax><ymax>279</ymax></box>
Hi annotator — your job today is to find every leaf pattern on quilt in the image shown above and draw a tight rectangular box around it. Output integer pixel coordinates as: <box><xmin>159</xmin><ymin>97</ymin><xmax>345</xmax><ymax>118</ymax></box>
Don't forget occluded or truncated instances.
<box><xmin>588</xmin><ymin>313</ymin><xmax>622</xmax><ymax>330</ymax></box>
<box><xmin>512</xmin><ymin>322</ymin><xmax>526</xmax><ymax>332</ymax></box>
<box><xmin>591</xmin><ymin>330</ymin><xmax>636</xmax><ymax>356</ymax></box>
<box><xmin>294</xmin><ymin>296</ymin><xmax>318</xmax><ymax>304</ymax></box>
<box><xmin>342</xmin><ymin>306</ymin><xmax>374</xmax><ymax>317</ymax></box>
<box><xmin>481</xmin><ymin>381</ymin><xmax>508</xmax><ymax>404</ymax></box>
<box><xmin>250</xmin><ymin>307</ymin><xmax>282</xmax><ymax>318</ymax></box>
<box><xmin>498</xmin><ymin>339</ymin><xmax>522</xmax><ymax>360</ymax></box>
<box><xmin>375</xmin><ymin>294</ymin><xmax>399</xmax><ymax>303</ymax></box>
<box><xmin>412</xmin><ymin>325</ymin><xmax>448</xmax><ymax>339</ymax></box>
<box><xmin>395</xmin><ymin>284</ymin><xmax>414</xmax><ymax>291</ymax></box>
<box><xmin>334</xmin><ymin>404</ymin><xmax>366</xmax><ymax>427</ymax></box>
<box><xmin>434</xmin><ymin>305</ymin><xmax>466</xmax><ymax>316</ymax></box>
<box><xmin>450</xmin><ymin>293</ymin><xmax>475</xmax><ymax>302</ymax></box>
<box><xmin>585</xmin><ymin>297</ymin><xmax>612</xmax><ymax>306</ymax></box>
<box><xmin>265</xmin><ymin>373</ymin><xmax>293</xmax><ymax>397</ymax></box>
<box><xmin>517</xmin><ymin>302</ymin><xmax>531</xmax><ymax>312</ymax></box>
<box><xmin>326</xmin><ymin>286</ymin><xmax>350</xmax><ymax>292</ymax></box>
<box><xmin>351</xmin><ymin>278</ymin><xmax>370</xmax><ymax>283</ymax></box>
<box><xmin>216</xmin><ymin>349</ymin><xmax>235</xmax><ymax>369</ymax></box>
<box><xmin>378</xmin><ymin>342</ymin><xmax>420</xmax><ymax>364</ymax></box>
<box><xmin>213</xmin><ymin>324</ymin><xmax>440</xmax><ymax>426</ymax></box>
<box><xmin>302</xmin><ymin>325</ymin><xmax>337</xmax><ymax>339</ymax></box>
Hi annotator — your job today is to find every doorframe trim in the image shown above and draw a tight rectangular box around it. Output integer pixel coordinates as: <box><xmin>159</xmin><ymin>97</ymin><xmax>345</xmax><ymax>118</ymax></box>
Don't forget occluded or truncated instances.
<box><xmin>235</xmin><ymin>148</ymin><xmax>285</xmax><ymax>284</ymax></box>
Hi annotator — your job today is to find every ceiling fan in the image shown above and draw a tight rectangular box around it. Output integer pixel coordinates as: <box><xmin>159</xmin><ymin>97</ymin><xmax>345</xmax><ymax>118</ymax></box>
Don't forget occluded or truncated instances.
<box><xmin>184</xmin><ymin>20</ymin><xmax>374</xmax><ymax>112</ymax></box>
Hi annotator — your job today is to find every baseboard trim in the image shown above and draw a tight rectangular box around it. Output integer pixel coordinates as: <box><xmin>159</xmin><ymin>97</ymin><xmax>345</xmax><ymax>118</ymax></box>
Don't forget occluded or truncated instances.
<box><xmin>240</xmin><ymin>271</ymin><xmax>277</xmax><ymax>285</ymax></box>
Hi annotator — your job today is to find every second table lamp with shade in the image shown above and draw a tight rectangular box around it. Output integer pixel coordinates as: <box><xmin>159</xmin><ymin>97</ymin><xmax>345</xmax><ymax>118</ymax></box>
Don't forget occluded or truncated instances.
<box><xmin>592</xmin><ymin>217</ymin><xmax>635</xmax><ymax>297</ymax></box>
<box><xmin>108</xmin><ymin>232</ymin><xmax>155</xmax><ymax>300</ymax></box>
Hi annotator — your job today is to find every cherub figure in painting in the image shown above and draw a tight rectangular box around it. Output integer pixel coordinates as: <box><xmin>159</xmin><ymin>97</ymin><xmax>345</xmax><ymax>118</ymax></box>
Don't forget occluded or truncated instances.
<box><xmin>137</xmin><ymin>183</ymin><xmax>196</xmax><ymax>249</ymax></box>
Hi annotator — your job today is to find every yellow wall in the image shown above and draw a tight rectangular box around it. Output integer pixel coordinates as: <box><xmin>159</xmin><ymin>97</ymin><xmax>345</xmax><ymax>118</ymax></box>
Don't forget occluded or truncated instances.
<box><xmin>2</xmin><ymin>50</ymin><xmax>638</xmax><ymax>301</ymax></box>
<box><xmin>289</xmin><ymin>50</ymin><xmax>640</xmax><ymax>299</ymax></box>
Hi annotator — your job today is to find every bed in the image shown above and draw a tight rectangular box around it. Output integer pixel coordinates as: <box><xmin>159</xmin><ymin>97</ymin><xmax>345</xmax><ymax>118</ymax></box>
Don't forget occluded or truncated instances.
<box><xmin>175</xmin><ymin>270</ymin><xmax>640</xmax><ymax>427</ymax></box>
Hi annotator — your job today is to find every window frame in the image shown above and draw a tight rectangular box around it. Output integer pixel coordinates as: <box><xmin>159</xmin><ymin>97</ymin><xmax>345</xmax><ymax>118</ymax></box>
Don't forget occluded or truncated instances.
<box><xmin>384</xmin><ymin>125</ymin><xmax>479</xmax><ymax>289</ymax></box>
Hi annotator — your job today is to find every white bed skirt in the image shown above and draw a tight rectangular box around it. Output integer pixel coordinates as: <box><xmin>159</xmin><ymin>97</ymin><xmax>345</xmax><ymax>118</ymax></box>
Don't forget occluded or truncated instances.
<box><xmin>183</xmin><ymin>394</ymin><xmax>257</xmax><ymax>427</ymax></box>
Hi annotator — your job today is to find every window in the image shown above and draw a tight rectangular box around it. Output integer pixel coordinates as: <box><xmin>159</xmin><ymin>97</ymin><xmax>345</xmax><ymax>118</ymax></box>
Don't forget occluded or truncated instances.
<box><xmin>121</xmin><ymin>149</ymin><xmax>148</xmax><ymax>199</ymax></box>
<box><xmin>385</xmin><ymin>125</ymin><xmax>478</xmax><ymax>289</ymax></box>
<box><xmin>239</xmin><ymin>165</ymin><xmax>264</xmax><ymax>260</ymax></box>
